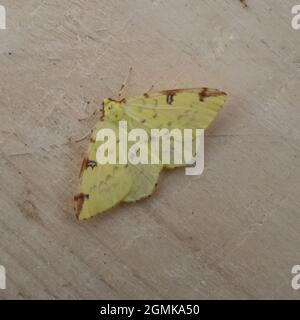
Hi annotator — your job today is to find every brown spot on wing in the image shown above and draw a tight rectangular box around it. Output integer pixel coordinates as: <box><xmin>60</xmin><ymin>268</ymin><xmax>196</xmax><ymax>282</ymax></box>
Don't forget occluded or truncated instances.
<box><xmin>199</xmin><ymin>88</ymin><xmax>208</xmax><ymax>101</ymax></box>
<box><xmin>79</xmin><ymin>156</ymin><xmax>88</xmax><ymax>178</ymax></box>
<box><xmin>199</xmin><ymin>88</ymin><xmax>227</xmax><ymax>101</ymax></box>
<box><xmin>144</xmin><ymin>93</ymin><xmax>149</xmax><ymax>98</ymax></box>
<box><xmin>87</xmin><ymin>160</ymin><xmax>97</xmax><ymax>169</ymax></box>
<box><xmin>161</xmin><ymin>88</ymin><xmax>227</xmax><ymax>97</ymax></box>
<box><xmin>100</xmin><ymin>101</ymin><xmax>105</xmax><ymax>120</ymax></box>
<box><xmin>161</xmin><ymin>89</ymin><xmax>183</xmax><ymax>95</ymax></box>
<box><xmin>160</xmin><ymin>89</ymin><xmax>177</xmax><ymax>105</ymax></box>
<box><xmin>80</xmin><ymin>158</ymin><xmax>97</xmax><ymax>177</ymax></box>
<box><xmin>166</xmin><ymin>93</ymin><xmax>175</xmax><ymax>105</ymax></box>
<box><xmin>74</xmin><ymin>193</ymin><xmax>89</xmax><ymax>219</ymax></box>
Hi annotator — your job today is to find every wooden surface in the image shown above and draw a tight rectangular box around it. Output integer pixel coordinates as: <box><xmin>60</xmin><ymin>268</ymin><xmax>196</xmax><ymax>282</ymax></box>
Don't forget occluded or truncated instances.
<box><xmin>0</xmin><ymin>0</ymin><xmax>300</xmax><ymax>299</ymax></box>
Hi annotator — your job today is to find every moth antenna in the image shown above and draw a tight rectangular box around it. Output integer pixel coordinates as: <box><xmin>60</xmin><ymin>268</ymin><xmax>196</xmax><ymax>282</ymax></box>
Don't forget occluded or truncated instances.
<box><xmin>118</xmin><ymin>67</ymin><xmax>133</xmax><ymax>99</ymax></box>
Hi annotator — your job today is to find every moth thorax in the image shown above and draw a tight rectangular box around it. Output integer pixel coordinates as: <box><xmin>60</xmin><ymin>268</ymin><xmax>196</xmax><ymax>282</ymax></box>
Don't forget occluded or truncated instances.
<box><xmin>103</xmin><ymin>99</ymin><xmax>124</xmax><ymax>121</ymax></box>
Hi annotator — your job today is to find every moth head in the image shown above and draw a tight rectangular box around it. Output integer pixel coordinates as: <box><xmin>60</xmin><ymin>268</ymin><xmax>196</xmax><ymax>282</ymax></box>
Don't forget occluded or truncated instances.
<box><xmin>103</xmin><ymin>98</ymin><xmax>124</xmax><ymax>121</ymax></box>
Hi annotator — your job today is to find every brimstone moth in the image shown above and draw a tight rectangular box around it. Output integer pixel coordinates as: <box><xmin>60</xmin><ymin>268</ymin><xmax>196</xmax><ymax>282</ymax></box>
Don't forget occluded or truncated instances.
<box><xmin>74</xmin><ymin>88</ymin><xmax>227</xmax><ymax>220</ymax></box>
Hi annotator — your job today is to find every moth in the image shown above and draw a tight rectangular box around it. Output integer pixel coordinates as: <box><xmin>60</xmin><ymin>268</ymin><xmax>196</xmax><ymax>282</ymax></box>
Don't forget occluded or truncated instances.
<box><xmin>74</xmin><ymin>88</ymin><xmax>227</xmax><ymax>220</ymax></box>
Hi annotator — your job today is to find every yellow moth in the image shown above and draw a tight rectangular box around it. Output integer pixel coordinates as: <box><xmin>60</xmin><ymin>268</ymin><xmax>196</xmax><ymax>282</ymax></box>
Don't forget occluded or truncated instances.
<box><xmin>74</xmin><ymin>88</ymin><xmax>227</xmax><ymax>220</ymax></box>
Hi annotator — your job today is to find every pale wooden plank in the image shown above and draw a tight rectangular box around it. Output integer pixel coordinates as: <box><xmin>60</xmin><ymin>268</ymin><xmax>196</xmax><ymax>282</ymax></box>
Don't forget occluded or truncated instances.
<box><xmin>0</xmin><ymin>0</ymin><xmax>299</xmax><ymax>299</ymax></box>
